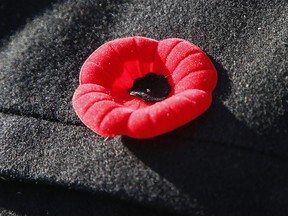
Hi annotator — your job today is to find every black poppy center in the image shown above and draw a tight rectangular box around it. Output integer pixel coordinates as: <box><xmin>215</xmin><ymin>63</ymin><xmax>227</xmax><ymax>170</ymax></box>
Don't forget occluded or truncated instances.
<box><xmin>128</xmin><ymin>72</ymin><xmax>171</xmax><ymax>102</ymax></box>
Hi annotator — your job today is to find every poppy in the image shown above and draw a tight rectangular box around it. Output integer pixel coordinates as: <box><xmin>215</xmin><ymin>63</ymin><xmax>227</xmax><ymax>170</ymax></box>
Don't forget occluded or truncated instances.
<box><xmin>72</xmin><ymin>36</ymin><xmax>217</xmax><ymax>138</ymax></box>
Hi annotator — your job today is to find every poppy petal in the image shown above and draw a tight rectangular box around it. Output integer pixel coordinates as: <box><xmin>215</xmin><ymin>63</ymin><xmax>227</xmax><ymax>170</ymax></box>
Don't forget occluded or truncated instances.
<box><xmin>80</xmin><ymin>61</ymin><xmax>113</xmax><ymax>86</ymax></box>
<box><xmin>126</xmin><ymin>89</ymin><xmax>212</xmax><ymax>138</ymax></box>
<box><xmin>106</xmin><ymin>37</ymin><xmax>158</xmax><ymax>91</ymax></box>
<box><xmin>81</xmin><ymin>43</ymin><xmax>124</xmax><ymax>88</ymax></box>
<box><xmin>162</xmin><ymin>40</ymin><xmax>202</xmax><ymax>75</ymax></box>
<box><xmin>171</xmin><ymin>52</ymin><xmax>217</xmax><ymax>92</ymax></box>
<box><xmin>73</xmin><ymin>84</ymin><xmax>133</xmax><ymax>136</ymax></box>
<box><xmin>132</xmin><ymin>37</ymin><xmax>158</xmax><ymax>74</ymax></box>
<box><xmin>152</xmin><ymin>38</ymin><xmax>184</xmax><ymax>75</ymax></box>
<box><xmin>174</xmin><ymin>69</ymin><xmax>217</xmax><ymax>94</ymax></box>
<box><xmin>106</xmin><ymin>37</ymin><xmax>141</xmax><ymax>80</ymax></box>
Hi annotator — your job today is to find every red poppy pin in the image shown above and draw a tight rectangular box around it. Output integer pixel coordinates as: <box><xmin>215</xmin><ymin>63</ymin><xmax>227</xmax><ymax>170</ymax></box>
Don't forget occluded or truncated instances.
<box><xmin>73</xmin><ymin>36</ymin><xmax>217</xmax><ymax>138</ymax></box>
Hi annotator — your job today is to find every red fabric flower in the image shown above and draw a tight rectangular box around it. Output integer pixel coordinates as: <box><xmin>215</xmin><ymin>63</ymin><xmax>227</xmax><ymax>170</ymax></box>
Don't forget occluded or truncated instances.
<box><xmin>73</xmin><ymin>37</ymin><xmax>217</xmax><ymax>138</ymax></box>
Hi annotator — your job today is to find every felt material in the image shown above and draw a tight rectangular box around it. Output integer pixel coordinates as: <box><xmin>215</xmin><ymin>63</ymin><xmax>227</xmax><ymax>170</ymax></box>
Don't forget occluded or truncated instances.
<box><xmin>0</xmin><ymin>179</ymin><xmax>177</xmax><ymax>216</ymax></box>
<box><xmin>0</xmin><ymin>112</ymin><xmax>200</xmax><ymax>215</ymax></box>
<box><xmin>73</xmin><ymin>37</ymin><xmax>217</xmax><ymax>138</ymax></box>
<box><xmin>0</xmin><ymin>0</ymin><xmax>288</xmax><ymax>215</ymax></box>
<box><xmin>0</xmin><ymin>0</ymin><xmax>62</xmax><ymax>43</ymax></box>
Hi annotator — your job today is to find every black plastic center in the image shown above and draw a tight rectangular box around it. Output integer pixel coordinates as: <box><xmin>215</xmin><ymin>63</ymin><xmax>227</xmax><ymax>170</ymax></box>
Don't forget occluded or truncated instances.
<box><xmin>128</xmin><ymin>72</ymin><xmax>171</xmax><ymax>102</ymax></box>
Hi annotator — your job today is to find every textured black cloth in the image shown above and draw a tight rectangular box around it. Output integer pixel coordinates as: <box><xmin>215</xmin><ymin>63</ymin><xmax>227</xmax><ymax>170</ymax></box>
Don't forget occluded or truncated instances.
<box><xmin>0</xmin><ymin>0</ymin><xmax>287</xmax><ymax>215</ymax></box>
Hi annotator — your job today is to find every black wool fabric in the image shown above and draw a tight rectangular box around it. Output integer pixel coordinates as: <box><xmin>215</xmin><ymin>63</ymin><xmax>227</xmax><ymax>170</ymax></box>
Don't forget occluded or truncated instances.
<box><xmin>0</xmin><ymin>0</ymin><xmax>288</xmax><ymax>215</ymax></box>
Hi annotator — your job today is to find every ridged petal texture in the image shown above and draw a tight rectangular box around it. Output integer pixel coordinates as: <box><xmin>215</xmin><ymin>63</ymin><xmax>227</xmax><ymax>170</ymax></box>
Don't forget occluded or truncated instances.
<box><xmin>73</xmin><ymin>37</ymin><xmax>217</xmax><ymax>138</ymax></box>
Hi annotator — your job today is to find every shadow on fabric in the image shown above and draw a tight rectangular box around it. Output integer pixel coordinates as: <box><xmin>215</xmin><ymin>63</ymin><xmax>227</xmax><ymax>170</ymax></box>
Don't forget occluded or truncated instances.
<box><xmin>122</xmin><ymin>60</ymin><xmax>288</xmax><ymax>216</ymax></box>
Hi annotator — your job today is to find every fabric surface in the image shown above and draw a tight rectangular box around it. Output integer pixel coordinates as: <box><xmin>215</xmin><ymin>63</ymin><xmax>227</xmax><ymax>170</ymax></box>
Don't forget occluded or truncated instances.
<box><xmin>0</xmin><ymin>0</ymin><xmax>287</xmax><ymax>215</ymax></box>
